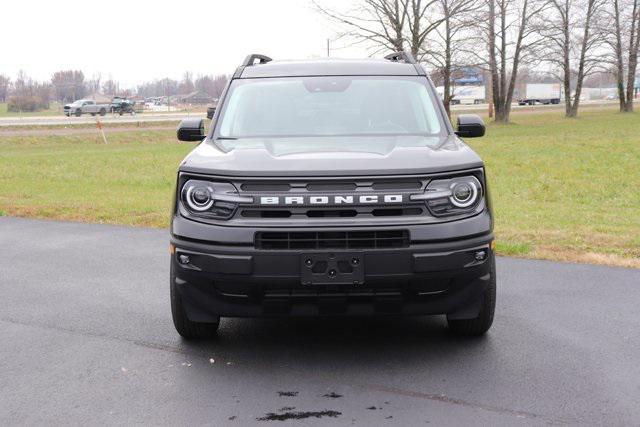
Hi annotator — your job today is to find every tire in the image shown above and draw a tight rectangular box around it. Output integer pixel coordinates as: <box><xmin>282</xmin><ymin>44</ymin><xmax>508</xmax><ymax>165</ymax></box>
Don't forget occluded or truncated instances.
<box><xmin>99</xmin><ymin>108</ymin><xmax>106</xmax><ymax>116</ymax></box>
<box><xmin>75</xmin><ymin>109</ymin><xmax>82</xmax><ymax>117</ymax></box>
<box><xmin>91</xmin><ymin>113</ymin><xmax>96</xmax><ymax>116</ymax></box>
<box><xmin>447</xmin><ymin>256</ymin><xmax>496</xmax><ymax>336</ymax></box>
<box><xmin>170</xmin><ymin>263</ymin><xmax>220</xmax><ymax>340</ymax></box>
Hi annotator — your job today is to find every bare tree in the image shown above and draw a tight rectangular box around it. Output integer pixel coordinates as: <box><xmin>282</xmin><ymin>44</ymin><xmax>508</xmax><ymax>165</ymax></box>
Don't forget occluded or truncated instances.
<box><xmin>86</xmin><ymin>72</ymin><xmax>102</xmax><ymax>94</ymax></box>
<box><xmin>102</xmin><ymin>79</ymin><xmax>120</xmax><ymax>96</ymax></box>
<box><xmin>313</xmin><ymin>0</ymin><xmax>443</xmax><ymax>57</ymax></box>
<box><xmin>51</xmin><ymin>70</ymin><xmax>86</xmax><ymax>102</ymax></box>
<box><xmin>610</xmin><ymin>0</ymin><xmax>640</xmax><ymax>112</ymax></box>
<box><xmin>423</xmin><ymin>0</ymin><xmax>480</xmax><ymax>116</ymax></box>
<box><xmin>0</xmin><ymin>74</ymin><xmax>10</xmax><ymax>102</ymax></box>
<box><xmin>407</xmin><ymin>0</ymin><xmax>447</xmax><ymax>57</ymax></box>
<box><xmin>195</xmin><ymin>74</ymin><xmax>229</xmax><ymax>99</ymax></box>
<box><xmin>136</xmin><ymin>78</ymin><xmax>179</xmax><ymax>98</ymax></box>
<box><xmin>476</xmin><ymin>0</ymin><xmax>548</xmax><ymax>123</ymax></box>
<box><xmin>542</xmin><ymin>0</ymin><xmax>606</xmax><ymax>117</ymax></box>
<box><xmin>8</xmin><ymin>71</ymin><xmax>50</xmax><ymax>112</ymax></box>
<box><xmin>179</xmin><ymin>71</ymin><xmax>195</xmax><ymax>95</ymax></box>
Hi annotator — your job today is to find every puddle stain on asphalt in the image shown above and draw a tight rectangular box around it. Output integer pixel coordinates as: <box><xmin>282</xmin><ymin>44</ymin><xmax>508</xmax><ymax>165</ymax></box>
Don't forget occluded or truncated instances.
<box><xmin>277</xmin><ymin>391</ymin><xmax>299</xmax><ymax>397</ymax></box>
<box><xmin>323</xmin><ymin>392</ymin><xmax>343</xmax><ymax>398</ymax></box>
<box><xmin>257</xmin><ymin>410</ymin><xmax>342</xmax><ymax>421</ymax></box>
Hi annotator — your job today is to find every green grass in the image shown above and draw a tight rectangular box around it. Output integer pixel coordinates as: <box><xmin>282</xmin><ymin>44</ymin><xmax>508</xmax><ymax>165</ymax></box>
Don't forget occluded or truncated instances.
<box><xmin>495</xmin><ymin>241</ymin><xmax>532</xmax><ymax>257</ymax></box>
<box><xmin>0</xmin><ymin>107</ymin><xmax>639</xmax><ymax>267</ymax></box>
<box><xmin>0</xmin><ymin>127</ymin><xmax>191</xmax><ymax>227</ymax></box>
<box><xmin>464</xmin><ymin>107</ymin><xmax>640</xmax><ymax>266</ymax></box>
<box><xmin>0</xmin><ymin>102</ymin><xmax>63</xmax><ymax>117</ymax></box>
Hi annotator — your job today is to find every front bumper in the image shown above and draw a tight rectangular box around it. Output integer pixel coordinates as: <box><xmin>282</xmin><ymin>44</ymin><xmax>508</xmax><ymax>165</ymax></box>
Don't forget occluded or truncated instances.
<box><xmin>171</xmin><ymin>230</ymin><xmax>494</xmax><ymax>320</ymax></box>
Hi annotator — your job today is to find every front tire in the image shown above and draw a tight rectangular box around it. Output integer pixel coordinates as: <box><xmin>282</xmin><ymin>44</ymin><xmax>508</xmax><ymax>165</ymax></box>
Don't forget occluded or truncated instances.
<box><xmin>75</xmin><ymin>109</ymin><xmax>82</xmax><ymax>117</ymax></box>
<box><xmin>447</xmin><ymin>256</ymin><xmax>496</xmax><ymax>336</ymax></box>
<box><xmin>170</xmin><ymin>264</ymin><xmax>220</xmax><ymax>340</ymax></box>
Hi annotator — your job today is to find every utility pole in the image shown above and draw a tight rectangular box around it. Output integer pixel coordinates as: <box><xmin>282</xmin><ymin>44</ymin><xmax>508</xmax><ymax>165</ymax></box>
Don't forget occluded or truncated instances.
<box><xmin>327</xmin><ymin>38</ymin><xmax>330</xmax><ymax>57</ymax></box>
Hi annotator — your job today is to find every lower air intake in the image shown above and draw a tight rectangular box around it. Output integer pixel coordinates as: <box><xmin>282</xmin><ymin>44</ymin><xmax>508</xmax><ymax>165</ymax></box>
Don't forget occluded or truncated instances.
<box><xmin>255</xmin><ymin>230</ymin><xmax>409</xmax><ymax>250</ymax></box>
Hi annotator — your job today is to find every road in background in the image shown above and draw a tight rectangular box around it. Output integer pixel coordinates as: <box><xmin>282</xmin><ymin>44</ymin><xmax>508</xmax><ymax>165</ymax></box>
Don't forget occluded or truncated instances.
<box><xmin>0</xmin><ymin>112</ymin><xmax>202</xmax><ymax>127</ymax></box>
<box><xmin>0</xmin><ymin>100</ymin><xmax>619</xmax><ymax>127</ymax></box>
<box><xmin>1</xmin><ymin>217</ymin><xmax>639</xmax><ymax>425</ymax></box>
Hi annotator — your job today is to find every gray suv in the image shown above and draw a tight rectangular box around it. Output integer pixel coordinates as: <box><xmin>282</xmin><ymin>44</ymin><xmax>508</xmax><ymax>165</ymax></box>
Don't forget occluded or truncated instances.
<box><xmin>170</xmin><ymin>52</ymin><xmax>495</xmax><ymax>339</ymax></box>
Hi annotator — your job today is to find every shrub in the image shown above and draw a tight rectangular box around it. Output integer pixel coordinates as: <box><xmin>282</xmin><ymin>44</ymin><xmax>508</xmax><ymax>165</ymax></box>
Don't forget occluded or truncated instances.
<box><xmin>7</xmin><ymin>95</ymin><xmax>49</xmax><ymax>112</ymax></box>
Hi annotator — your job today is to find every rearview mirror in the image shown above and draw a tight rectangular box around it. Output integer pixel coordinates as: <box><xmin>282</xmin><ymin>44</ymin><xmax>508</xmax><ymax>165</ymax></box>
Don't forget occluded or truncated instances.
<box><xmin>177</xmin><ymin>118</ymin><xmax>205</xmax><ymax>142</ymax></box>
<box><xmin>455</xmin><ymin>114</ymin><xmax>485</xmax><ymax>138</ymax></box>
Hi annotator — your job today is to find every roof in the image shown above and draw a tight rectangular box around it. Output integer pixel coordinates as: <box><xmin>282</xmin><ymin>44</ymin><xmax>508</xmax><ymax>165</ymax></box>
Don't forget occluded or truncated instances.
<box><xmin>238</xmin><ymin>59</ymin><xmax>423</xmax><ymax>79</ymax></box>
<box><xmin>182</xmin><ymin>90</ymin><xmax>211</xmax><ymax>99</ymax></box>
<box><xmin>85</xmin><ymin>92</ymin><xmax>111</xmax><ymax>103</ymax></box>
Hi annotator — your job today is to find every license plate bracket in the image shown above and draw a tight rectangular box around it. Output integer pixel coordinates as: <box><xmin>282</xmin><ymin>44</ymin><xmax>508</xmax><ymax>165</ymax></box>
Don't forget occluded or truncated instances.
<box><xmin>301</xmin><ymin>252</ymin><xmax>364</xmax><ymax>285</ymax></box>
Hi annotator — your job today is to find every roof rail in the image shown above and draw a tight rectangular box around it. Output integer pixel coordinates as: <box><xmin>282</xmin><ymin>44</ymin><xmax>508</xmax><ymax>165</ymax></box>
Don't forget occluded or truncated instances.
<box><xmin>242</xmin><ymin>54</ymin><xmax>273</xmax><ymax>67</ymax></box>
<box><xmin>384</xmin><ymin>51</ymin><xmax>417</xmax><ymax>64</ymax></box>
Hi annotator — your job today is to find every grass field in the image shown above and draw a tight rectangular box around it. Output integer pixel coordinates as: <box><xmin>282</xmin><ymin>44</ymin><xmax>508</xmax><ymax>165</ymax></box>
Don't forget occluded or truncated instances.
<box><xmin>465</xmin><ymin>108</ymin><xmax>640</xmax><ymax>267</ymax></box>
<box><xmin>0</xmin><ymin>107</ymin><xmax>638</xmax><ymax>267</ymax></box>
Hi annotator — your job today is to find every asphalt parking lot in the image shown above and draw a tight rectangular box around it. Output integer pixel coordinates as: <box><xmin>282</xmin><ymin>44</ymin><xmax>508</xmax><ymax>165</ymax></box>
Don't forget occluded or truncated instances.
<box><xmin>1</xmin><ymin>217</ymin><xmax>639</xmax><ymax>425</ymax></box>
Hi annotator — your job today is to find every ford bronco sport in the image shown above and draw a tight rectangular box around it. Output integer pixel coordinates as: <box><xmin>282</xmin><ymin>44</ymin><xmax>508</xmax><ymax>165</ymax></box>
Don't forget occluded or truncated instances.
<box><xmin>170</xmin><ymin>52</ymin><xmax>495</xmax><ymax>339</ymax></box>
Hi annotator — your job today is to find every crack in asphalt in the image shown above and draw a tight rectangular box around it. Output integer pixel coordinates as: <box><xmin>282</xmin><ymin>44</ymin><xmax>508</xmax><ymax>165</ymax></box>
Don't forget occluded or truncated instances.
<box><xmin>0</xmin><ymin>316</ymin><xmax>574</xmax><ymax>424</ymax></box>
<box><xmin>362</xmin><ymin>384</ymin><xmax>572</xmax><ymax>425</ymax></box>
<box><xmin>0</xmin><ymin>316</ymin><xmax>205</xmax><ymax>358</ymax></box>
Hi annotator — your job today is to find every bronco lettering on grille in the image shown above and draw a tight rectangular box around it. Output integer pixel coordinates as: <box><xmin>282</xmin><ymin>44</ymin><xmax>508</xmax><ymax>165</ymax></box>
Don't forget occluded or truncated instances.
<box><xmin>259</xmin><ymin>195</ymin><xmax>404</xmax><ymax>205</ymax></box>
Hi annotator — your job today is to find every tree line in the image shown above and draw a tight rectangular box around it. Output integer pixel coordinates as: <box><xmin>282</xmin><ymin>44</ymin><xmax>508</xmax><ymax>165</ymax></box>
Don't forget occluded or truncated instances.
<box><xmin>315</xmin><ymin>0</ymin><xmax>640</xmax><ymax>121</ymax></box>
<box><xmin>0</xmin><ymin>70</ymin><xmax>228</xmax><ymax>112</ymax></box>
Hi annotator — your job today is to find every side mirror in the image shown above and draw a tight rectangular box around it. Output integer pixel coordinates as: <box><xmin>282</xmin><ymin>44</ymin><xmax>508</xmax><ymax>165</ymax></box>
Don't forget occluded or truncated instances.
<box><xmin>455</xmin><ymin>114</ymin><xmax>485</xmax><ymax>138</ymax></box>
<box><xmin>177</xmin><ymin>118</ymin><xmax>205</xmax><ymax>142</ymax></box>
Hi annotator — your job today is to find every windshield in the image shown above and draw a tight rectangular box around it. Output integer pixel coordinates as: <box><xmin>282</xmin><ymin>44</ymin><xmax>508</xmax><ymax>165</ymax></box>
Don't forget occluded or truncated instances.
<box><xmin>217</xmin><ymin>76</ymin><xmax>444</xmax><ymax>139</ymax></box>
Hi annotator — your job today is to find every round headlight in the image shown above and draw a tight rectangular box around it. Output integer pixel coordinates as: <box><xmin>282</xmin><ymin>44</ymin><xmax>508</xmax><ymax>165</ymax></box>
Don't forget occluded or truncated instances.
<box><xmin>450</xmin><ymin>181</ymin><xmax>478</xmax><ymax>208</ymax></box>
<box><xmin>185</xmin><ymin>185</ymin><xmax>213</xmax><ymax>211</ymax></box>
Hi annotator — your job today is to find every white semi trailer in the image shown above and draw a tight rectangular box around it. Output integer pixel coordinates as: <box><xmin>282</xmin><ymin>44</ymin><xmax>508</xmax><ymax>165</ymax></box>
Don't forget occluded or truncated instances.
<box><xmin>517</xmin><ymin>84</ymin><xmax>562</xmax><ymax>105</ymax></box>
<box><xmin>437</xmin><ymin>86</ymin><xmax>486</xmax><ymax>105</ymax></box>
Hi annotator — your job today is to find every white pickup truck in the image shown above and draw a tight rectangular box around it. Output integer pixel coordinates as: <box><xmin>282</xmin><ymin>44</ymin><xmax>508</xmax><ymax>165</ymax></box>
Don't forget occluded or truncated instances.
<box><xmin>63</xmin><ymin>99</ymin><xmax>109</xmax><ymax>117</ymax></box>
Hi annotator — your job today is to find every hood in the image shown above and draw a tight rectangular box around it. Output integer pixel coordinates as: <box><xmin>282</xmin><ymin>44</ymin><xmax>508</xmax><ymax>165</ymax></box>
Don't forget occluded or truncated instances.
<box><xmin>179</xmin><ymin>135</ymin><xmax>483</xmax><ymax>177</ymax></box>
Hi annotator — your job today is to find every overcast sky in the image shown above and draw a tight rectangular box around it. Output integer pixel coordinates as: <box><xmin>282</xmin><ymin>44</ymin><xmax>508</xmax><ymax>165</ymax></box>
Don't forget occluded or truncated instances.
<box><xmin>3</xmin><ymin>0</ymin><xmax>370</xmax><ymax>87</ymax></box>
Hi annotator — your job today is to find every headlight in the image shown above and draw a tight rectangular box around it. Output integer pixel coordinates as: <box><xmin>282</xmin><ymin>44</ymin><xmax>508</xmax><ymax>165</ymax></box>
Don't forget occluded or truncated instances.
<box><xmin>411</xmin><ymin>176</ymin><xmax>483</xmax><ymax>217</ymax></box>
<box><xmin>180</xmin><ymin>179</ymin><xmax>253</xmax><ymax>220</ymax></box>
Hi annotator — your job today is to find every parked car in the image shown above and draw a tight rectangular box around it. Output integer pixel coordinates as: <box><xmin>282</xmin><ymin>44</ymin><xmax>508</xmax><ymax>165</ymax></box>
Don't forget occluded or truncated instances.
<box><xmin>170</xmin><ymin>52</ymin><xmax>495</xmax><ymax>339</ymax></box>
<box><xmin>109</xmin><ymin>97</ymin><xmax>136</xmax><ymax>115</ymax></box>
<box><xmin>63</xmin><ymin>99</ymin><xmax>108</xmax><ymax>117</ymax></box>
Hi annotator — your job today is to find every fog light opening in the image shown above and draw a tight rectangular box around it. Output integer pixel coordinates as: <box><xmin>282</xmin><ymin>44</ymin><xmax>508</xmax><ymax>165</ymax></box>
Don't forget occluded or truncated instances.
<box><xmin>474</xmin><ymin>250</ymin><xmax>487</xmax><ymax>261</ymax></box>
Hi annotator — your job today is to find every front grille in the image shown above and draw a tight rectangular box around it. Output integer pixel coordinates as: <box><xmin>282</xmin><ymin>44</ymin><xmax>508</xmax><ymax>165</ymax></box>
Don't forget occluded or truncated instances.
<box><xmin>235</xmin><ymin>177</ymin><xmax>428</xmax><ymax>221</ymax></box>
<box><xmin>255</xmin><ymin>230</ymin><xmax>409</xmax><ymax>250</ymax></box>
